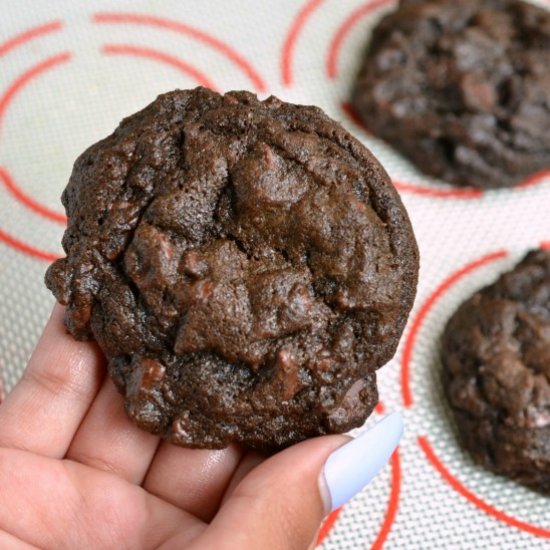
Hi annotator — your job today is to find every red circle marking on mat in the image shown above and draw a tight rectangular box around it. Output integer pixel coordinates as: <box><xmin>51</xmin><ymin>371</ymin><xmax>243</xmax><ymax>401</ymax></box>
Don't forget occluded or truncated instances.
<box><xmin>0</xmin><ymin>53</ymin><xmax>71</xmax><ymax>226</ymax></box>
<box><xmin>0</xmin><ymin>167</ymin><xmax>67</xmax><ymax>224</ymax></box>
<box><xmin>418</xmin><ymin>436</ymin><xmax>550</xmax><ymax>539</ymax></box>
<box><xmin>316</xmin><ymin>508</ymin><xmax>342</xmax><ymax>546</ymax></box>
<box><xmin>327</xmin><ymin>0</ymin><xmax>391</xmax><ymax>79</ymax></box>
<box><xmin>370</xmin><ymin>449</ymin><xmax>401</xmax><ymax>550</ymax></box>
<box><xmin>392</xmin><ymin>181</ymin><xmax>483</xmax><ymax>200</ymax></box>
<box><xmin>517</xmin><ymin>169</ymin><xmax>550</xmax><ymax>189</ymax></box>
<box><xmin>0</xmin><ymin>228</ymin><xmax>60</xmax><ymax>262</ymax></box>
<box><xmin>93</xmin><ymin>12</ymin><xmax>267</xmax><ymax>92</ymax></box>
<box><xmin>401</xmin><ymin>250</ymin><xmax>508</xmax><ymax>408</ymax></box>
<box><xmin>0</xmin><ymin>51</ymin><xmax>72</xmax><ymax>137</ymax></box>
<box><xmin>341</xmin><ymin>101</ymin><xmax>370</xmax><ymax>132</ymax></box>
<box><xmin>281</xmin><ymin>0</ymin><xmax>324</xmax><ymax>87</ymax></box>
<box><xmin>101</xmin><ymin>44</ymin><xmax>218</xmax><ymax>90</ymax></box>
<box><xmin>0</xmin><ymin>20</ymin><xmax>63</xmax><ymax>59</ymax></box>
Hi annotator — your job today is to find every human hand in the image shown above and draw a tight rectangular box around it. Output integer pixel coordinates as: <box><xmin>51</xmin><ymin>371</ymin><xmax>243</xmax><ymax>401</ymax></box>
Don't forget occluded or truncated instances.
<box><xmin>0</xmin><ymin>305</ymin><xmax>402</xmax><ymax>549</ymax></box>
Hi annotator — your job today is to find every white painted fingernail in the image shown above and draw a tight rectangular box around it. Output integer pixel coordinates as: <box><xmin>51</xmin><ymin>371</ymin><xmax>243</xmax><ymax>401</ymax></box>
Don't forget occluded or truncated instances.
<box><xmin>319</xmin><ymin>412</ymin><xmax>403</xmax><ymax>513</ymax></box>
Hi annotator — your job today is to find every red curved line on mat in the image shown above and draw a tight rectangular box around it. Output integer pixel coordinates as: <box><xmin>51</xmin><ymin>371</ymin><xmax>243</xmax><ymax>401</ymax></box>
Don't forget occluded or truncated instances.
<box><xmin>0</xmin><ymin>228</ymin><xmax>60</xmax><ymax>262</ymax></box>
<box><xmin>516</xmin><ymin>169</ymin><xmax>550</xmax><ymax>189</ymax></box>
<box><xmin>341</xmin><ymin>101</ymin><xmax>371</xmax><ymax>132</ymax></box>
<box><xmin>401</xmin><ymin>250</ymin><xmax>508</xmax><ymax>408</ymax></box>
<box><xmin>370</xmin><ymin>449</ymin><xmax>401</xmax><ymax>550</ymax></box>
<box><xmin>0</xmin><ymin>52</ymin><xmax>72</xmax><ymax>136</ymax></box>
<box><xmin>0</xmin><ymin>166</ymin><xmax>66</xmax><ymax>224</ymax></box>
<box><xmin>101</xmin><ymin>44</ymin><xmax>217</xmax><ymax>90</ymax></box>
<box><xmin>316</xmin><ymin>508</ymin><xmax>342</xmax><ymax>545</ymax></box>
<box><xmin>327</xmin><ymin>0</ymin><xmax>391</xmax><ymax>79</ymax></box>
<box><xmin>281</xmin><ymin>0</ymin><xmax>324</xmax><ymax>86</ymax></box>
<box><xmin>418</xmin><ymin>436</ymin><xmax>550</xmax><ymax>539</ymax></box>
<box><xmin>93</xmin><ymin>12</ymin><xmax>266</xmax><ymax>92</ymax></box>
<box><xmin>0</xmin><ymin>20</ymin><xmax>63</xmax><ymax>59</ymax></box>
<box><xmin>392</xmin><ymin>181</ymin><xmax>483</xmax><ymax>199</ymax></box>
<box><xmin>540</xmin><ymin>241</ymin><xmax>550</xmax><ymax>250</ymax></box>
<box><xmin>374</xmin><ymin>168</ymin><xmax>547</xmax><ymax>204</ymax></box>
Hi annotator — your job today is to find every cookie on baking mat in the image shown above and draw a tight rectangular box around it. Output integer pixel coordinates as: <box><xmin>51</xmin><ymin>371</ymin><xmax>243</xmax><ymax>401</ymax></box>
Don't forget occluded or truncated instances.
<box><xmin>352</xmin><ymin>0</ymin><xmax>550</xmax><ymax>189</ymax></box>
<box><xmin>442</xmin><ymin>249</ymin><xmax>550</xmax><ymax>493</ymax></box>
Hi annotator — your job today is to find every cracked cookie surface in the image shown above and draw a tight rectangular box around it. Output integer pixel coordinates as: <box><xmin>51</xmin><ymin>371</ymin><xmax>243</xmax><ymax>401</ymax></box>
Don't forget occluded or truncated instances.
<box><xmin>442</xmin><ymin>249</ymin><xmax>550</xmax><ymax>492</ymax></box>
<box><xmin>352</xmin><ymin>0</ymin><xmax>550</xmax><ymax>189</ymax></box>
<box><xmin>46</xmin><ymin>87</ymin><xmax>418</xmax><ymax>450</ymax></box>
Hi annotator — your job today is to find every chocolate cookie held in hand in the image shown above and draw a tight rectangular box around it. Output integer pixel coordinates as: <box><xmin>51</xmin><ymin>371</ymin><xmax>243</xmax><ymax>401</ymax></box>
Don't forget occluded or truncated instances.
<box><xmin>352</xmin><ymin>0</ymin><xmax>550</xmax><ymax>189</ymax></box>
<box><xmin>442</xmin><ymin>250</ymin><xmax>550</xmax><ymax>493</ymax></box>
<box><xmin>46</xmin><ymin>88</ymin><xmax>418</xmax><ymax>450</ymax></box>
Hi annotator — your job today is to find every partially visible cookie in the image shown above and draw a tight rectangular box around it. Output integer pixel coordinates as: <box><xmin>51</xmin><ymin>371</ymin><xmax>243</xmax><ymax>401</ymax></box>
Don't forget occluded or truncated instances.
<box><xmin>45</xmin><ymin>87</ymin><xmax>419</xmax><ymax>451</ymax></box>
<box><xmin>352</xmin><ymin>0</ymin><xmax>550</xmax><ymax>189</ymax></box>
<box><xmin>442</xmin><ymin>250</ymin><xmax>550</xmax><ymax>493</ymax></box>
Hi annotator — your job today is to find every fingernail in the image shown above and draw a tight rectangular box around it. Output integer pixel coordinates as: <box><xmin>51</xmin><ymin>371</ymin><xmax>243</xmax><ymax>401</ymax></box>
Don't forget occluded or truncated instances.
<box><xmin>319</xmin><ymin>411</ymin><xmax>403</xmax><ymax>513</ymax></box>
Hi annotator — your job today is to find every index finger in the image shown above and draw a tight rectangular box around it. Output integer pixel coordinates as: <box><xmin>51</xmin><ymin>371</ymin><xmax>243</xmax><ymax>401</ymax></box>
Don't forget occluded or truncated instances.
<box><xmin>0</xmin><ymin>303</ymin><xmax>105</xmax><ymax>457</ymax></box>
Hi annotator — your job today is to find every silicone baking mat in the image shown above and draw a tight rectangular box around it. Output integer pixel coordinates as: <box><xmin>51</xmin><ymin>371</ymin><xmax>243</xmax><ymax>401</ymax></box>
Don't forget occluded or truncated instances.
<box><xmin>0</xmin><ymin>0</ymin><xmax>549</xmax><ymax>548</ymax></box>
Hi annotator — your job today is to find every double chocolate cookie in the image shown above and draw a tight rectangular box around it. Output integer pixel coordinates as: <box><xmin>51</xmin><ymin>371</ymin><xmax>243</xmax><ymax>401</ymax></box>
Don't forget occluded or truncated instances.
<box><xmin>352</xmin><ymin>0</ymin><xmax>550</xmax><ymax>189</ymax></box>
<box><xmin>442</xmin><ymin>250</ymin><xmax>550</xmax><ymax>493</ymax></box>
<box><xmin>46</xmin><ymin>88</ymin><xmax>419</xmax><ymax>450</ymax></box>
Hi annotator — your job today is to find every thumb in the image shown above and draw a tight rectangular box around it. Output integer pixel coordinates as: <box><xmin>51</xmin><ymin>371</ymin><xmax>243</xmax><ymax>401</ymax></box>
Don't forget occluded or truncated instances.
<box><xmin>196</xmin><ymin>412</ymin><xmax>403</xmax><ymax>550</ymax></box>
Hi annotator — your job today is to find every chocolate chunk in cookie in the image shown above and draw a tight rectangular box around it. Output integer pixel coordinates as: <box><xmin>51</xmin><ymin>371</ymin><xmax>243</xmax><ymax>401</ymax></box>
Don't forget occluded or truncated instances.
<box><xmin>46</xmin><ymin>88</ymin><xmax>418</xmax><ymax>450</ymax></box>
<box><xmin>442</xmin><ymin>249</ymin><xmax>550</xmax><ymax>492</ymax></box>
<box><xmin>352</xmin><ymin>0</ymin><xmax>550</xmax><ymax>189</ymax></box>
